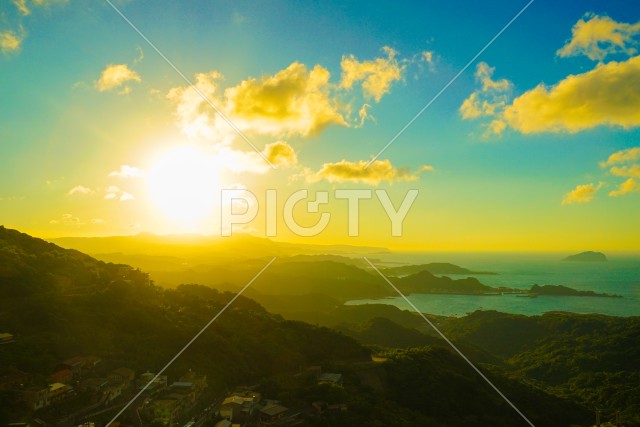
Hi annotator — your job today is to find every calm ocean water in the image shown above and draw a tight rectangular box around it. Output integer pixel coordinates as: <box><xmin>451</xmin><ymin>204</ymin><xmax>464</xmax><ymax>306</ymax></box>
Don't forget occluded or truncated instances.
<box><xmin>347</xmin><ymin>252</ymin><xmax>640</xmax><ymax>317</ymax></box>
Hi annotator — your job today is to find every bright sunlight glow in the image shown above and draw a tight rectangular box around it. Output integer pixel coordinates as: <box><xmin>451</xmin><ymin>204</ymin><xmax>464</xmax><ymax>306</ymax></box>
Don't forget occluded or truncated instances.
<box><xmin>147</xmin><ymin>146</ymin><xmax>221</xmax><ymax>229</ymax></box>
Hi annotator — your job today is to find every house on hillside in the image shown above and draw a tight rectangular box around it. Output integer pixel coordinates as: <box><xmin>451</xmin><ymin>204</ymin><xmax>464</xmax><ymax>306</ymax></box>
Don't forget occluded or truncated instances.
<box><xmin>23</xmin><ymin>386</ymin><xmax>50</xmax><ymax>410</ymax></box>
<box><xmin>48</xmin><ymin>382</ymin><xmax>70</xmax><ymax>403</ymax></box>
<box><xmin>137</xmin><ymin>372</ymin><xmax>168</xmax><ymax>392</ymax></box>
<box><xmin>220</xmin><ymin>391</ymin><xmax>261</xmax><ymax>423</ymax></box>
<box><xmin>180</xmin><ymin>370</ymin><xmax>207</xmax><ymax>394</ymax></box>
<box><xmin>108</xmin><ymin>368</ymin><xmax>135</xmax><ymax>387</ymax></box>
<box><xmin>79</xmin><ymin>378</ymin><xmax>109</xmax><ymax>394</ymax></box>
<box><xmin>318</xmin><ymin>373</ymin><xmax>343</xmax><ymax>387</ymax></box>
<box><xmin>49</xmin><ymin>368</ymin><xmax>73</xmax><ymax>384</ymax></box>
<box><xmin>258</xmin><ymin>403</ymin><xmax>289</xmax><ymax>426</ymax></box>
<box><xmin>0</xmin><ymin>332</ymin><xmax>15</xmax><ymax>344</ymax></box>
<box><xmin>150</xmin><ymin>399</ymin><xmax>181</xmax><ymax>424</ymax></box>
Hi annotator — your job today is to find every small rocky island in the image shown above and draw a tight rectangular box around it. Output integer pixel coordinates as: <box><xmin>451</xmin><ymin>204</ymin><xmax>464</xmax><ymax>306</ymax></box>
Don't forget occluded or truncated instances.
<box><xmin>563</xmin><ymin>251</ymin><xmax>607</xmax><ymax>262</ymax></box>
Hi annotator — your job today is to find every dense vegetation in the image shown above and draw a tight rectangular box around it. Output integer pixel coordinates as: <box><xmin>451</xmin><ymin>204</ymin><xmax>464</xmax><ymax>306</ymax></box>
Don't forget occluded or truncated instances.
<box><xmin>1</xmin><ymin>227</ymin><xmax>638</xmax><ymax>426</ymax></box>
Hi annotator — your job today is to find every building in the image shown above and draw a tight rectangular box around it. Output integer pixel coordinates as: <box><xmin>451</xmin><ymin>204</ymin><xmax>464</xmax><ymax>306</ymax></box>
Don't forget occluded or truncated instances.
<box><xmin>50</xmin><ymin>369</ymin><xmax>73</xmax><ymax>384</ymax></box>
<box><xmin>137</xmin><ymin>372</ymin><xmax>168</xmax><ymax>392</ymax></box>
<box><xmin>150</xmin><ymin>399</ymin><xmax>181</xmax><ymax>424</ymax></box>
<box><xmin>258</xmin><ymin>403</ymin><xmax>289</xmax><ymax>426</ymax></box>
<box><xmin>23</xmin><ymin>386</ymin><xmax>50</xmax><ymax>410</ymax></box>
<box><xmin>60</xmin><ymin>356</ymin><xmax>86</xmax><ymax>379</ymax></box>
<box><xmin>318</xmin><ymin>373</ymin><xmax>343</xmax><ymax>387</ymax></box>
<box><xmin>0</xmin><ymin>332</ymin><xmax>14</xmax><ymax>344</ymax></box>
<box><xmin>179</xmin><ymin>370</ymin><xmax>207</xmax><ymax>394</ymax></box>
<box><xmin>108</xmin><ymin>368</ymin><xmax>135</xmax><ymax>386</ymax></box>
<box><xmin>49</xmin><ymin>382</ymin><xmax>70</xmax><ymax>402</ymax></box>
<box><xmin>79</xmin><ymin>378</ymin><xmax>109</xmax><ymax>394</ymax></box>
<box><xmin>220</xmin><ymin>391</ymin><xmax>260</xmax><ymax>422</ymax></box>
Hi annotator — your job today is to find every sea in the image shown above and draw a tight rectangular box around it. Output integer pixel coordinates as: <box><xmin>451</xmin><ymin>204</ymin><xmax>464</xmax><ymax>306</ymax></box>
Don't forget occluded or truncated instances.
<box><xmin>346</xmin><ymin>252</ymin><xmax>640</xmax><ymax>317</ymax></box>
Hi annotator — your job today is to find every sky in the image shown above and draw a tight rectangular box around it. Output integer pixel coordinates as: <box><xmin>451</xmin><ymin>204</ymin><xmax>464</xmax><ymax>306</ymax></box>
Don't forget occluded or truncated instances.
<box><xmin>1</xmin><ymin>0</ymin><xmax>639</xmax><ymax>251</ymax></box>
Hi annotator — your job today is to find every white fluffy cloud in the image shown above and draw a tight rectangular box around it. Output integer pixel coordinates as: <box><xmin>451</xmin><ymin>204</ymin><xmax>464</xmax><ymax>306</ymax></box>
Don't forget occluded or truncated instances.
<box><xmin>95</xmin><ymin>64</ymin><xmax>141</xmax><ymax>93</ymax></box>
<box><xmin>109</xmin><ymin>165</ymin><xmax>144</xmax><ymax>178</ymax></box>
<box><xmin>557</xmin><ymin>14</ymin><xmax>640</xmax><ymax>61</ymax></box>
<box><xmin>503</xmin><ymin>55</ymin><xmax>640</xmax><ymax>134</ymax></box>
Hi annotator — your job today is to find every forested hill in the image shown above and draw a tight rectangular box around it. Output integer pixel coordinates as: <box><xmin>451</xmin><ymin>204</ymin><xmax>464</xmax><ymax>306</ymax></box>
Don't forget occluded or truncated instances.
<box><xmin>0</xmin><ymin>227</ymin><xmax>600</xmax><ymax>426</ymax></box>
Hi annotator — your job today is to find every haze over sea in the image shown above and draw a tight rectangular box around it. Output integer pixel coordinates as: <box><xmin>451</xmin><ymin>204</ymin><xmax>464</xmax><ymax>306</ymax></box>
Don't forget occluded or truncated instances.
<box><xmin>347</xmin><ymin>252</ymin><xmax>640</xmax><ymax>317</ymax></box>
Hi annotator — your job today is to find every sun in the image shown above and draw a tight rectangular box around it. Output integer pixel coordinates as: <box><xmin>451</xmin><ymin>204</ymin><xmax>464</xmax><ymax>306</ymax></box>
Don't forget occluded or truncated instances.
<box><xmin>147</xmin><ymin>145</ymin><xmax>221</xmax><ymax>229</ymax></box>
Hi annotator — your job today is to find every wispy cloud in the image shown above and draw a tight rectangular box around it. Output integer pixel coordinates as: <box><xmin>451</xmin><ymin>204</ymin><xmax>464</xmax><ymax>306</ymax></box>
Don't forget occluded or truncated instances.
<box><xmin>303</xmin><ymin>159</ymin><xmax>432</xmax><ymax>185</ymax></box>
<box><xmin>340</xmin><ymin>46</ymin><xmax>405</xmax><ymax>102</ymax></box>
<box><xmin>460</xmin><ymin>62</ymin><xmax>512</xmax><ymax>120</ymax></box>
<box><xmin>104</xmin><ymin>185</ymin><xmax>135</xmax><ymax>201</ymax></box>
<box><xmin>600</xmin><ymin>147</ymin><xmax>640</xmax><ymax>167</ymax></box>
<box><xmin>109</xmin><ymin>165</ymin><xmax>144</xmax><ymax>178</ymax></box>
<box><xmin>67</xmin><ymin>185</ymin><xmax>94</xmax><ymax>196</ymax></box>
<box><xmin>0</xmin><ymin>30</ymin><xmax>23</xmax><ymax>55</ymax></box>
<box><xmin>50</xmin><ymin>213</ymin><xmax>83</xmax><ymax>226</ymax></box>
<box><xmin>562</xmin><ymin>183</ymin><xmax>602</xmax><ymax>205</ymax></box>
<box><xmin>609</xmin><ymin>178</ymin><xmax>639</xmax><ymax>197</ymax></box>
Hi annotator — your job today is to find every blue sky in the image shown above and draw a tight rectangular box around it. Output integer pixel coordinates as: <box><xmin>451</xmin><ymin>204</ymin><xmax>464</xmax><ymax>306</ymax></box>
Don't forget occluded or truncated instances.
<box><xmin>1</xmin><ymin>0</ymin><xmax>639</xmax><ymax>250</ymax></box>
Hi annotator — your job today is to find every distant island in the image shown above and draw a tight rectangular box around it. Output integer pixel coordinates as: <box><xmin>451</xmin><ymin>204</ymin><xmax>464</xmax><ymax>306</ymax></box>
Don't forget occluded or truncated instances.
<box><xmin>391</xmin><ymin>270</ymin><xmax>619</xmax><ymax>298</ymax></box>
<box><xmin>382</xmin><ymin>262</ymin><xmax>497</xmax><ymax>276</ymax></box>
<box><xmin>563</xmin><ymin>251</ymin><xmax>607</xmax><ymax>262</ymax></box>
<box><xmin>528</xmin><ymin>284</ymin><xmax>620</xmax><ymax>298</ymax></box>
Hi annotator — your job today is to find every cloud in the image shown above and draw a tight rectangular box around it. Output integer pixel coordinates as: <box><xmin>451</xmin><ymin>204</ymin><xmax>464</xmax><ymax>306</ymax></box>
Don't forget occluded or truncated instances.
<box><xmin>421</xmin><ymin>51</ymin><xmax>434</xmax><ymax>64</ymax></box>
<box><xmin>609</xmin><ymin>178</ymin><xmax>640</xmax><ymax>197</ymax></box>
<box><xmin>168</xmin><ymin>48</ymin><xmax>421</xmax><ymax>144</ymax></box>
<box><xmin>67</xmin><ymin>185</ymin><xmax>94</xmax><ymax>196</ymax></box>
<box><xmin>104</xmin><ymin>185</ymin><xmax>135</xmax><ymax>201</ymax></box>
<box><xmin>12</xmin><ymin>0</ymin><xmax>68</xmax><ymax>16</ymax></box>
<box><xmin>50</xmin><ymin>213</ymin><xmax>83</xmax><ymax>226</ymax></box>
<box><xmin>562</xmin><ymin>183</ymin><xmax>602</xmax><ymax>205</ymax></box>
<box><xmin>225</xmin><ymin>62</ymin><xmax>348</xmax><ymax>136</ymax></box>
<box><xmin>503</xmin><ymin>55</ymin><xmax>640</xmax><ymax>134</ymax></box>
<box><xmin>459</xmin><ymin>62</ymin><xmax>512</xmax><ymax>127</ymax></box>
<box><xmin>557</xmin><ymin>14</ymin><xmax>640</xmax><ymax>61</ymax></box>
<box><xmin>109</xmin><ymin>165</ymin><xmax>144</xmax><ymax>178</ymax></box>
<box><xmin>12</xmin><ymin>0</ymin><xmax>30</xmax><ymax>15</ymax></box>
<box><xmin>95</xmin><ymin>64</ymin><xmax>141</xmax><ymax>93</ymax></box>
<box><xmin>167</xmin><ymin>72</ymin><xmax>227</xmax><ymax>141</ymax></box>
<box><xmin>91</xmin><ymin>218</ymin><xmax>105</xmax><ymax>225</ymax></box>
<box><xmin>263</xmin><ymin>141</ymin><xmax>298</xmax><ymax>167</ymax></box>
<box><xmin>600</xmin><ymin>147</ymin><xmax>640</xmax><ymax>167</ymax></box>
<box><xmin>0</xmin><ymin>30</ymin><xmax>23</xmax><ymax>55</ymax></box>
<box><xmin>133</xmin><ymin>46</ymin><xmax>144</xmax><ymax>64</ymax></box>
<box><xmin>340</xmin><ymin>46</ymin><xmax>405</xmax><ymax>102</ymax></box>
<box><xmin>610</xmin><ymin>164</ymin><xmax>640</xmax><ymax>179</ymax></box>
<box><xmin>304</xmin><ymin>159</ymin><xmax>430</xmax><ymax>185</ymax></box>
